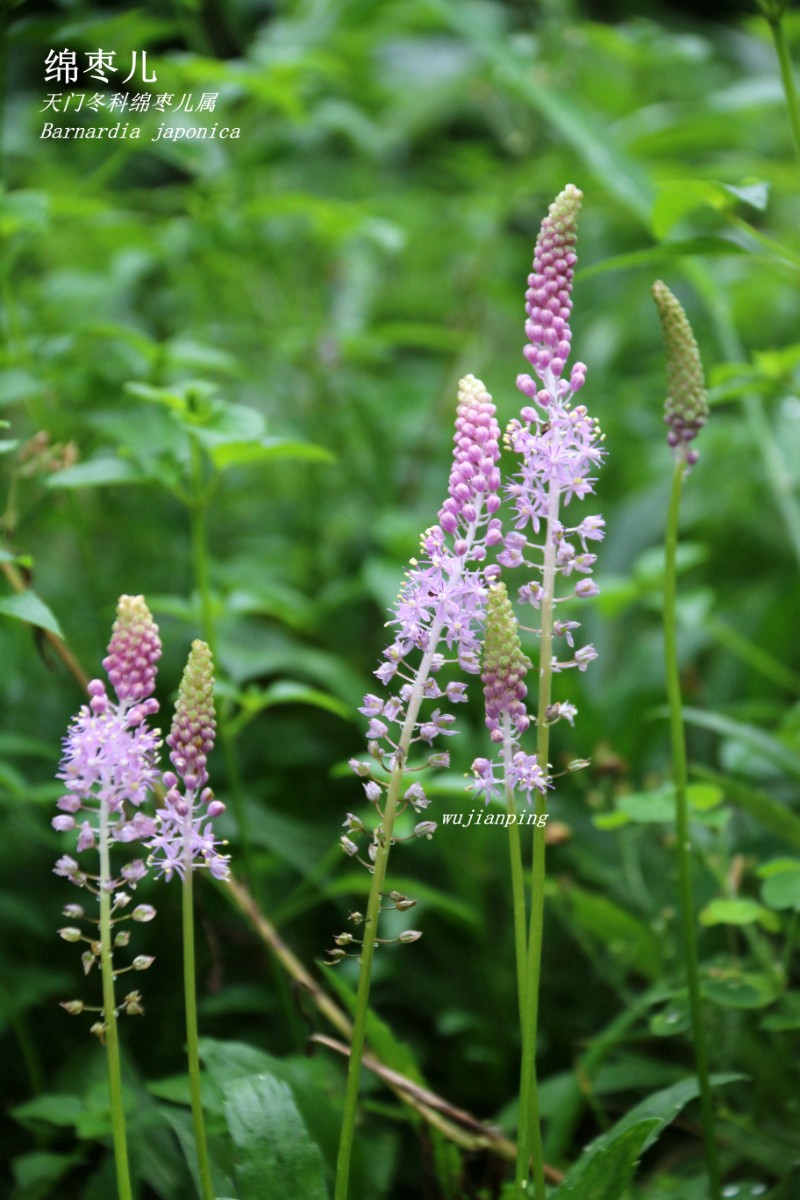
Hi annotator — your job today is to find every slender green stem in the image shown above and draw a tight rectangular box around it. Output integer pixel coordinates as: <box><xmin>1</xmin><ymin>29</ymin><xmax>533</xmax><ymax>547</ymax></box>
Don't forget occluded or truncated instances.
<box><xmin>516</xmin><ymin>480</ymin><xmax>559</xmax><ymax>1200</ymax></box>
<box><xmin>335</xmin><ymin>634</ymin><xmax>442</xmax><ymax>1200</ymax></box>
<box><xmin>664</xmin><ymin>458</ymin><xmax>722</xmax><ymax>1200</ymax></box>
<box><xmin>98</xmin><ymin>804</ymin><xmax>133</xmax><ymax>1200</ymax></box>
<box><xmin>766</xmin><ymin>8</ymin><xmax>800</xmax><ymax>167</ymax></box>
<box><xmin>182</xmin><ymin>836</ymin><xmax>216</xmax><ymax>1200</ymax></box>
<box><xmin>504</xmin><ymin>716</ymin><xmax>529</xmax><ymax>1021</ymax></box>
<box><xmin>188</xmin><ymin>439</ymin><xmax>253</xmax><ymax>880</ymax></box>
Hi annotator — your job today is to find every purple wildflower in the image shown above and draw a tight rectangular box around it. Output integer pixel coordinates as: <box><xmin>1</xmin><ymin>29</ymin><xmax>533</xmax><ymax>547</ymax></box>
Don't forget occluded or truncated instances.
<box><xmin>469</xmin><ymin>583</ymin><xmax>549</xmax><ymax>806</ymax></box>
<box><xmin>500</xmin><ymin>186</ymin><xmax>604</xmax><ymax>689</ymax></box>
<box><xmin>54</xmin><ymin>595</ymin><xmax>162</xmax><ymax>887</ymax></box>
<box><xmin>342</xmin><ymin>375</ymin><xmax>502</xmax><ymax>867</ymax></box>
<box><xmin>147</xmin><ymin>641</ymin><xmax>229</xmax><ymax>882</ymax></box>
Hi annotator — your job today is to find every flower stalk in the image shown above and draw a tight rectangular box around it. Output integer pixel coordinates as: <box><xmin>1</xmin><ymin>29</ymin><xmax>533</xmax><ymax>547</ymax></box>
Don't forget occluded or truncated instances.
<box><xmin>487</xmin><ymin>187</ymin><xmax>604</xmax><ymax>1198</ymax></box>
<box><xmin>148</xmin><ymin>639</ymin><xmax>228</xmax><ymax>1200</ymax></box>
<box><xmin>334</xmin><ymin>376</ymin><xmax>503</xmax><ymax>1200</ymax></box>
<box><xmin>653</xmin><ymin>281</ymin><xmax>721</xmax><ymax>1200</ymax></box>
<box><xmin>53</xmin><ymin>594</ymin><xmax>163</xmax><ymax>1200</ymax></box>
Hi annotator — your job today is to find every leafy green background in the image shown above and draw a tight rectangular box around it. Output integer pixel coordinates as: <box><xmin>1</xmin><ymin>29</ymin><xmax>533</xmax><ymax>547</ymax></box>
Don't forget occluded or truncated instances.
<box><xmin>2</xmin><ymin>0</ymin><xmax>800</xmax><ymax>1197</ymax></box>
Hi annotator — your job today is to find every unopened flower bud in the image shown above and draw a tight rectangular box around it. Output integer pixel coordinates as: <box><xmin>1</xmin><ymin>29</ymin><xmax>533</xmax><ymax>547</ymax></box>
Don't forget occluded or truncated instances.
<box><xmin>652</xmin><ymin>280</ymin><xmax>708</xmax><ymax>463</ymax></box>
<box><xmin>340</xmin><ymin>836</ymin><xmax>359</xmax><ymax>857</ymax></box>
<box><xmin>132</xmin><ymin>905</ymin><xmax>156</xmax><ymax>922</ymax></box>
<box><xmin>132</xmin><ymin>955</ymin><xmax>155</xmax><ymax>971</ymax></box>
<box><xmin>398</xmin><ymin>929</ymin><xmax>423</xmax><ymax>944</ymax></box>
<box><xmin>58</xmin><ymin>927</ymin><xmax>82</xmax><ymax>943</ymax></box>
<box><xmin>60</xmin><ymin>999</ymin><xmax>85</xmax><ymax>1015</ymax></box>
<box><xmin>114</xmin><ymin>930</ymin><xmax>131</xmax><ymax>948</ymax></box>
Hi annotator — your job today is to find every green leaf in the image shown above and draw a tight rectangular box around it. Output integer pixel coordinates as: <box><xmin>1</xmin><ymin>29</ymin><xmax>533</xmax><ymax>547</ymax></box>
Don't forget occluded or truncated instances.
<box><xmin>553</xmin><ymin>1118</ymin><xmax>659</xmax><ymax>1199</ymax></box>
<box><xmin>208</xmin><ymin>437</ymin><xmax>334</xmax><ymax>471</ymax></box>
<box><xmin>578</xmin><ymin>237</ymin><xmax>751</xmax><ymax>282</ymax></box>
<box><xmin>0</xmin><ymin>590</ymin><xmax>64</xmax><ymax>637</ymax></box>
<box><xmin>687</xmin><ymin>783</ymin><xmax>724</xmax><ymax>810</ymax></box>
<box><xmin>760</xmin><ymin>861</ymin><xmax>800</xmax><ymax>912</ymax></box>
<box><xmin>226</xmin><ymin>680</ymin><xmax>352</xmax><ymax>735</ymax></box>
<box><xmin>12</xmin><ymin>1094</ymin><xmax>85</xmax><ymax>1129</ymax></box>
<box><xmin>617</xmin><ymin>787</ymin><xmax>675</xmax><ymax>823</ymax></box>
<box><xmin>649</xmin><ymin>998</ymin><xmax>691</xmax><ymax>1038</ymax></box>
<box><xmin>699</xmin><ymin>898</ymin><xmax>778</xmax><ymax>931</ymax></box>
<box><xmin>681</xmin><ymin>708</ymin><xmax>800</xmax><ymax>781</ymax></box>
<box><xmin>652</xmin><ymin>178</ymin><xmax>770</xmax><ymax>240</ymax></box>
<box><xmin>702</xmin><ymin>969</ymin><xmax>781</xmax><ymax>1009</ymax></box>
<box><xmin>222</xmin><ymin>1074</ymin><xmax>328</xmax><ymax>1200</ymax></box>
<box><xmin>45</xmin><ymin>457</ymin><xmax>144</xmax><ymax>489</ymax></box>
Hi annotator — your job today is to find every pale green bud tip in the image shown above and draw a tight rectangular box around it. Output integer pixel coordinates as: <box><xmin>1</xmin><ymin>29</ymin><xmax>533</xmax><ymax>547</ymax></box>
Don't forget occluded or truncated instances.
<box><xmin>652</xmin><ymin>281</ymin><xmax>708</xmax><ymax>460</ymax></box>
<box><xmin>167</xmin><ymin>640</ymin><xmax>216</xmax><ymax>789</ymax></box>
<box><xmin>103</xmin><ymin>594</ymin><xmax>162</xmax><ymax>702</ymax></box>
<box><xmin>482</xmin><ymin>583</ymin><xmax>531</xmax><ymax>740</ymax></box>
<box><xmin>547</xmin><ymin>183</ymin><xmax>583</xmax><ymax>233</ymax></box>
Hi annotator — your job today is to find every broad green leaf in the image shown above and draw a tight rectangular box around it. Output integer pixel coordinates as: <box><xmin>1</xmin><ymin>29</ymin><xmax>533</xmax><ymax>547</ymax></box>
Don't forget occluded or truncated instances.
<box><xmin>702</xmin><ymin>969</ymin><xmax>781</xmax><ymax>1009</ymax></box>
<box><xmin>760</xmin><ymin>864</ymin><xmax>800</xmax><ymax>912</ymax></box>
<box><xmin>0</xmin><ymin>590</ymin><xmax>64</xmax><ymax>637</ymax></box>
<box><xmin>699</xmin><ymin>898</ymin><xmax>778</xmax><ymax>931</ymax></box>
<box><xmin>553</xmin><ymin>1118</ymin><xmax>659</xmax><ymax>1199</ymax></box>
<box><xmin>12</xmin><ymin>1094</ymin><xmax>85</xmax><ymax>1129</ymax></box>
<box><xmin>652</xmin><ymin>178</ymin><xmax>770</xmax><ymax>240</ymax></box>
<box><xmin>760</xmin><ymin>992</ymin><xmax>800</xmax><ymax>1032</ymax></box>
<box><xmin>618</xmin><ymin>788</ymin><xmax>674</xmax><ymax>824</ymax></box>
<box><xmin>207</xmin><ymin>437</ymin><xmax>334</xmax><ymax>471</ymax></box>
<box><xmin>687</xmin><ymin>783</ymin><xmax>724</xmax><ymax>810</ymax></box>
<box><xmin>649</xmin><ymin>999</ymin><xmax>691</xmax><ymax>1038</ymax></box>
<box><xmin>45</xmin><ymin>457</ymin><xmax>143</xmax><ymax>489</ymax></box>
<box><xmin>553</xmin><ymin>1074</ymin><xmax>741</xmax><ymax>1197</ymax></box>
<box><xmin>12</xmin><ymin>1150</ymin><xmax>85</xmax><ymax>1192</ymax></box>
<box><xmin>223</xmin><ymin>1074</ymin><xmax>328</xmax><ymax>1200</ymax></box>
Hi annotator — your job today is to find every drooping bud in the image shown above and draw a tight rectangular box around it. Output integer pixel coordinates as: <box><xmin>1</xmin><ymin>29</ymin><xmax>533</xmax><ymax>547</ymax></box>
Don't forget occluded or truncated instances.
<box><xmin>651</xmin><ymin>281</ymin><xmax>708</xmax><ymax>464</ymax></box>
<box><xmin>481</xmin><ymin>583</ymin><xmax>531</xmax><ymax>742</ymax></box>
<box><xmin>166</xmin><ymin>641</ymin><xmax>216</xmax><ymax>791</ymax></box>
<box><xmin>102</xmin><ymin>595</ymin><xmax>162</xmax><ymax>703</ymax></box>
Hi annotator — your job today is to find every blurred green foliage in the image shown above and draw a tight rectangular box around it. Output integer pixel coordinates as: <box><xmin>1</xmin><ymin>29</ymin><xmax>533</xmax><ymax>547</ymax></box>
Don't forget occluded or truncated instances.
<box><xmin>2</xmin><ymin>0</ymin><xmax>800</xmax><ymax>1197</ymax></box>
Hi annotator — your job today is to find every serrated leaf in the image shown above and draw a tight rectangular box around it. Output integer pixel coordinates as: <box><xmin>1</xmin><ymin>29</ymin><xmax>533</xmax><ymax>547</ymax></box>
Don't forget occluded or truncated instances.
<box><xmin>0</xmin><ymin>590</ymin><xmax>64</xmax><ymax>637</ymax></box>
<box><xmin>223</xmin><ymin>1074</ymin><xmax>328</xmax><ymax>1200</ymax></box>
